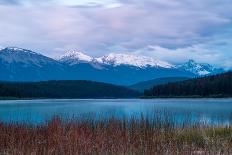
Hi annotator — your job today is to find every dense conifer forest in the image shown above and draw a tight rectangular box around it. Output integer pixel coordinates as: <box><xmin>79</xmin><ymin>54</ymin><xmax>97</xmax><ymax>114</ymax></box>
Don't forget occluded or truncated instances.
<box><xmin>130</xmin><ymin>77</ymin><xmax>189</xmax><ymax>92</ymax></box>
<box><xmin>0</xmin><ymin>80</ymin><xmax>140</xmax><ymax>99</ymax></box>
<box><xmin>144</xmin><ymin>72</ymin><xmax>232</xmax><ymax>97</ymax></box>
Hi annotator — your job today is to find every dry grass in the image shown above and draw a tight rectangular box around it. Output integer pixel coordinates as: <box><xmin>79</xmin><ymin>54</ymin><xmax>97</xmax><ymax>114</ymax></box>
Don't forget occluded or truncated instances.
<box><xmin>0</xmin><ymin>115</ymin><xmax>232</xmax><ymax>155</ymax></box>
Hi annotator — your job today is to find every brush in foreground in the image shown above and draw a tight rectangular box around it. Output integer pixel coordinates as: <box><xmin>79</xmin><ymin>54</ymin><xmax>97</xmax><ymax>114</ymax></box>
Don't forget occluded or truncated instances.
<box><xmin>0</xmin><ymin>116</ymin><xmax>232</xmax><ymax>155</ymax></box>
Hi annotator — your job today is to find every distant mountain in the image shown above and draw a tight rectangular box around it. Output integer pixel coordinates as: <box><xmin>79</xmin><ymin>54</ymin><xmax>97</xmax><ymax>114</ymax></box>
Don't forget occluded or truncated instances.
<box><xmin>129</xmin><ymin>77</ymin><xmax>190</xmax><ymax>92</ymax></box>
<box><xmin>144</xmin><ymin>72</ymin><xmax>232</xmax><ymax>98</ymax></box>
<box><xmin>58</xmin><ymin>51</ymin><xmax>192</xmax><ymax>85</ymax></box>
<box><xmin>60</xmin><ymin>51</ymin><xmax>223</xmax><ymax>76</ymax></box>
<box><xmin>59</xmin><ymin>51</ymin><xmax>93</xmax><ymax>65</ymax></box>
<box><xmin>59</xmin><ymin>51</ymin><xmax>192</xmax><ymax>85</ymax></box>
<box><xmin>95</xmin><ymin>53</ymin><xmax>174</xmax><ymax>68</ymax></box>
<box><xmin>0</xmin><ymin>80</ymin><xmax>140</xmax><ymax>99</ymax></box>
<box><xmin>0</xmin><ymin>47</ymin><xmax>225</xmax><ymax>85</ymax></box>
<box><xmin>0</xmin><ymin>47</ymin><xmax>66</xmax><ymax>81</ymax></box>
<box><xmin>177</xmin><ymin>59</ymin><xmax>223</xmax><ymax>76</ymax></box>
<box><xmin>59</xmin><ymin>51</ymin><xmax>174</xmax><ymax>68</ymax></box>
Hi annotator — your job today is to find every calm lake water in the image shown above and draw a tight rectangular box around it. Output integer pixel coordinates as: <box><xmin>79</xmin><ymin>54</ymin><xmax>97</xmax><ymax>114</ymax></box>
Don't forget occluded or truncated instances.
<box><xmin>0</xmin><ymin>99</ymin><xmax>232</xmax><ymax>125</ymax></box>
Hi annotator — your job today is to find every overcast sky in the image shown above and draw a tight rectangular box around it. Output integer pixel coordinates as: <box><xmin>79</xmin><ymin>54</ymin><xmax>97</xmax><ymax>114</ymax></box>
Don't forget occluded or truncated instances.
<box><xmin>0</xmin><ymin>0</ymin><xmax>232</xmax><ymax>68</ymax></box>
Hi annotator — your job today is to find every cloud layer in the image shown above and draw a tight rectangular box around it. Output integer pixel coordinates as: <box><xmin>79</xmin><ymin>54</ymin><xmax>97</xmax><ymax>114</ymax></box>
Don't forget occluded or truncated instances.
<box><xmin>0</xmin><ymin>0</ymin><xmax>232</xmax><ymax>68</ymax></box>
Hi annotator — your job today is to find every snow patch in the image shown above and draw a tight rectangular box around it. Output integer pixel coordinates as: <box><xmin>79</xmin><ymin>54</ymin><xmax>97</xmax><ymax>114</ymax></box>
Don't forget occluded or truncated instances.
<box><xmin>96</xmin><ymin>53</ymin><xmax>174</xmax><ymax>68</ymax></box>
<box><xmin>4</xmin><ymin>47</ymin><xmax>40</xmax><ymax>55</ymax></box>
<box><xmin>177</xmin><ymin>60</ymin><xmax>217</xmax><ymax>76</ymax></box>
<box><xmin>0</xmin><ymin>47</ymin><xmax>54</xmax><ymax>67</ymax></box>
<box><xmin>59</xmin><ymin>51</ymin><xmax>93</xmax><ymax>65</ymax></box>
<box><xmin>60</xmin><ymin>51</ymin><xmax>174</xmax><ymax>68</ymax></box>
<box><xmin>198</xmin><ymin>70</ymin><xmax>210</xmax><ymax>76</ymax></box>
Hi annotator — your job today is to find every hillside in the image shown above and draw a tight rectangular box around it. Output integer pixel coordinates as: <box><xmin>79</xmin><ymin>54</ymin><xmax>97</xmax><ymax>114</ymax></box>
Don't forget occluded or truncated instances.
<box><xmin>144</xmin><ymin>72</ymin><xmax>232</xmax><ymax>97</ymax></box>
<box><xmin>129</xmin><ymin>77</ymin><xmax>190</xmax><ymax>92</ymax></box>
<box><xmin>0</xmin><ymin>81</ymin><xmax>140</xmax><ymax>99</ymax></box>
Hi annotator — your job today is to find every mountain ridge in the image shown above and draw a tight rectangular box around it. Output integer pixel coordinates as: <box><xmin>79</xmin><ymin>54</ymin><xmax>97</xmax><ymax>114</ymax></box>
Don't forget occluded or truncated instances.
<box><xmin>0</xmin><ymin>47</ymin><xmax>225</xmax><ymax>85</ymax></box>
<box><xmin>59</xmin><ymin>50</ymin><xmax>223</xmax><ymax>76</ymax></box>
<box><xmin>177</xmin><ymin>59</ymin><xmax>223</xmax><ymax>76</ymax></box>
<box><xmin>59</xmin><ymin>51</ymin><xmax>174</xmax><ymax>68</ymax></box>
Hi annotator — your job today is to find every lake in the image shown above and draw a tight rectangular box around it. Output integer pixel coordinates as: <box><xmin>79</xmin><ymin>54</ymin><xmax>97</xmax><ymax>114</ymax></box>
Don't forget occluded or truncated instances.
<box><xmin>0</xmin><ymin>99</ymin><xmax>232</xmax><ymax>125</ymax></box>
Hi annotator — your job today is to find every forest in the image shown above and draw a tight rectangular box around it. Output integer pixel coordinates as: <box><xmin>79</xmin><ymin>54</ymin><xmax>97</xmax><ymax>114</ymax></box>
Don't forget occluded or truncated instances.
<box><xmin>144</xmin><ymin>72</ymin><xmax>232</xmax><ymax>97</ymax></box>
<box><xmin>0</xmin><ymin>80</ymin><xmax>140</xmax><ymax>99</ymax></box>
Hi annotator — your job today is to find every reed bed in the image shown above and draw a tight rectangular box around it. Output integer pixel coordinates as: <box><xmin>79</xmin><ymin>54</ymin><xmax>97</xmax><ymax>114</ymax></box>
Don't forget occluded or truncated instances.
<box><xmin>0</xmin><ymin>113</ymin><xmax>232</xmax><ymax>155</ymax></box>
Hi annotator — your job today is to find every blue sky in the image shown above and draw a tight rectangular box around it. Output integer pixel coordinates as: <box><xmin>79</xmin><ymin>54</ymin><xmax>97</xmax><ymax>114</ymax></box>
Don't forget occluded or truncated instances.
<box><xmin>0</xmin><ymin>0</ymin><xmax>232</xmax><ymax>68</ymax></box>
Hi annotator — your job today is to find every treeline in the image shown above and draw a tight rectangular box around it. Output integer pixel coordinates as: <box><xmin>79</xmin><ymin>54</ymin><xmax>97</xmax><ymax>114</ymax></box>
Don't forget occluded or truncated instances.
<box><xmin>0</xmin><ymin>80</ymin><xmax>140</xmax><ymax>99</ymax></box>
<box><xmin>144</xmin><ymin>72</ymin><xmax>232</xmax><ymax>97</ymax></box>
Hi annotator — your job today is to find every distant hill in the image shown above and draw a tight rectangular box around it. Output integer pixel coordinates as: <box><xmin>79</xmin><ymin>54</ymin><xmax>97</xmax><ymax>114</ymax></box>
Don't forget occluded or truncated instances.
<box><xmin>0</xmin><ymin>81</ymin><xmax>140</xmax><ymax>99</ymax></box>
<box><xmin>129</xmin><ymin>77</ymin><xmax>190</xmax><ymax>92</ymax></box>
<box><xmin>144</xmin><ymin>72</ymin><xmax>232</xmax><ymax>98</ymax></box>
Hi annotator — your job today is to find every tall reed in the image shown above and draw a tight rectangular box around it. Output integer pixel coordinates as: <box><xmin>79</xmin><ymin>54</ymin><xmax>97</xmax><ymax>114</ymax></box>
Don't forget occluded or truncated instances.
<box><xmin>0</xmin><ymin>112</ymin><xmax>232</xmax><ymax>155</ymax></box>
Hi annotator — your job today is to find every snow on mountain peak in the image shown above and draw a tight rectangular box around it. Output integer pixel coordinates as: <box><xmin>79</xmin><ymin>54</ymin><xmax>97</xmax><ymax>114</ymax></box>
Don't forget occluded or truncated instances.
<box><xmin>59</xmin><ymin>51</ymin><xmax>173</xmax><ymax>68</ymax></box>
<box><xmin>3</xmin><ymin>47</ymin><xmax>39</xmax><ymax>55</ymax></box>
<box><xmin>96</xmin><ymin>53</ymin><xmax>174</xmax><ymax>68</ymax></box>
<box><xmin>0</xmin><ymin>47</ymin><xmax>56</xmax><ymax>67</ymax></box>
<box><xmin>58</xmin><ymin>51</ymin><xmax>222</xmax><ymax>74</ymax></box>
<box><xmin>177</xmin><ymin>59</ymin><xmax>217</xmax><ymax>76</ymax></box>
<box><xmin>59</xmin><ymin>51</ymin><xmax>93</xmax><ymax>65</ymax></box>
<box><xmin>6</xmin><ymin>47</ymin><xmax>25</xmax><ymax>51</ymax></box>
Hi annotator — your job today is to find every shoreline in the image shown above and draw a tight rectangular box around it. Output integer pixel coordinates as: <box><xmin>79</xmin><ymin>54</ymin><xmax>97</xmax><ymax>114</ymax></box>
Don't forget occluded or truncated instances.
<box><xmin>1</xmin><ymin>97</ymin><xmax>232</xmax><ymax>101</ymax></box>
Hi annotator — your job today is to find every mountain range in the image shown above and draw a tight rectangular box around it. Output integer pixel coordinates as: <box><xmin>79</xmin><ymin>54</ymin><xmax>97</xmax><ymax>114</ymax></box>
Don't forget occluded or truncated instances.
<box><xmin>0</xmin><ymin>47</ymin><xmax>224</xmax><ymax>85</ymax></box>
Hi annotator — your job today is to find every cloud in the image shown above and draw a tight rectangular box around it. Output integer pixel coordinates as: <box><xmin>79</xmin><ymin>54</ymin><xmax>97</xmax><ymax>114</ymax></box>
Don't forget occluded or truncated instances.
<box><xmin>135</xmin><ymin>35</ymin><xmax>232</xmax><ymax>69</ymax></box>
<box><xmin>135</xmin><ymin>44</ymin><xmax>228</xmax><ymax>68</ymax></box>
<box><xmin>0</xmin><ymin>0</ymin><xmax>122</xmax><ymax>7</ymax></box>
<box><xmin>0</xmin><ymin>0</ymin><xmax>19</xmax><ymax>5</ymax></box>
<box><xmin>0</xmin><ymin>0</ymin><xmax>231</xmax><ymax>67</ymax></box>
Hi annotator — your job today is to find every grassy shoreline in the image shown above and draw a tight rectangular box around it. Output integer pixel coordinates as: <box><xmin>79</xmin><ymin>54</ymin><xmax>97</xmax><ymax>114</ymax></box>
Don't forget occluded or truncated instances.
<box><xmin>0</xmin><ymin>115</ymin><xmax>232</xmax><ymax>154</ymax></box>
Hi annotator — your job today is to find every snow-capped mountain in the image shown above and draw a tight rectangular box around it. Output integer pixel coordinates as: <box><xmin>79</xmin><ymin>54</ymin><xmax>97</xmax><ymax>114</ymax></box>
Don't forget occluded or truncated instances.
<box><xmin>59</xmin><ymin>51</ymin><xmax>93</xmax><ymax>65</ymax></box>
<box><xmin>0</xmin><ymin>47</ymin><xmax>225</xmax><ymax>85</ymax></box>
<box><xmin>177</xmin><ymin>60</ymin><xmax>223</xmax><ymax>76</ymax></box>
<box><xmin>0</xmin><ymin>47</ymin><xmax>66</xmax><ymax>81</ymax></box>
<box><xmin>60</xmin><ymin>51</ymin><xmax>174</xmax><ymax>68</ymax></box>
<box><xmin>0</xmin><ymin>47</ymin><xmax>58</xmax><ymax>67</ymax></box>
<box><xmin>59</xmin><ymin>51</ymin><xmax>222</xmax><ymax>76</ymax></box>
<box><xmin>96</xmin><ymin>53</ymin><xmax>174</xmax><ymax>68</ymax></box>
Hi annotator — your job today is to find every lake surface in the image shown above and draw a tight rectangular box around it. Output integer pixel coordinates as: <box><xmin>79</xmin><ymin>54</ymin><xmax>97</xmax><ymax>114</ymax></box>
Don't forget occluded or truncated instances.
<box><xmin>0</xmin><ymin>99</ymin><xmax>232</xmax><ymax>125</ymax></box>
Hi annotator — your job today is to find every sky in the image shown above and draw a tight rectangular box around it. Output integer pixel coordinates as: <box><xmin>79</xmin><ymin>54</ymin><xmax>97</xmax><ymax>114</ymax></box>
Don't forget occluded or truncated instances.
<box><xmin>0</xmin><ymin>0</ymin><xmax>232</xmax><ymax>68</ymax></box>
